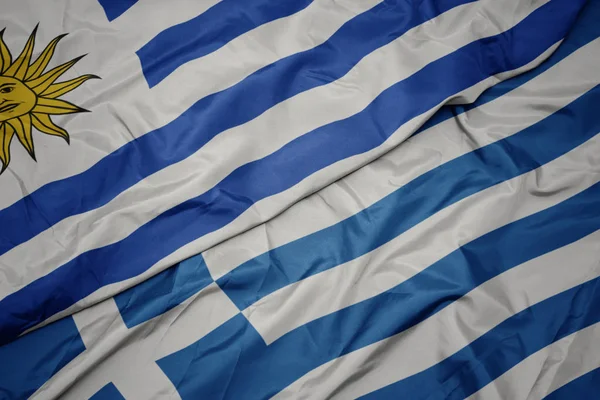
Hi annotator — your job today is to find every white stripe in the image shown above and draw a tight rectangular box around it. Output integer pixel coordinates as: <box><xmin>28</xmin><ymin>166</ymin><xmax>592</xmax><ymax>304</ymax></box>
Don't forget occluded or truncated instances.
<box><xmin>274</xmin><ymin>228</ymin><xmax>600</xmax><ymax>399</ymax></box>
<box><xmin>0</xmin><ymin>0</ymin><xmax>377</xmax><ymax>209</ymax></box>
<box><xmin>0</xmin><ymin>0</ymin><xmax>551</xmax><ymax>301</ymax></box>
<box><xmin>203</xmin><ymin>37</ymin><xmax>600</xmax><ymax>279</ymax></box>
<box><xmin>467</xmin><ymin>321</ymin><xmax>600</xmax><ymax>400</ymax></box>
<box><xmin>537</xmin><ymin>345</ymin><xmax>600</xmax><ymax>398</ymax></box>
<box><xmin>30</xmin><ymin>283</ymin><xmax>238</xmax><ymax>400</ymax></box>
<box><xmin>246</xmin><ymin>133</ymin><xmax>600</xmax><ymax>344</ymax></box>
<box><xmin>110</xmin><ymin>0</ymin><xmax>223</xmax><ymax>49</ymax></box>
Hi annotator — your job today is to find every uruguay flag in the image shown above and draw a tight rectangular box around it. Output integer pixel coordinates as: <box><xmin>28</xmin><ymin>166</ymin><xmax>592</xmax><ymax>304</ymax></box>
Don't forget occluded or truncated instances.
<box><xmin>1</xmin><ymin>0</ymin><xmax>599</xmax><ymax>399</ymax></box>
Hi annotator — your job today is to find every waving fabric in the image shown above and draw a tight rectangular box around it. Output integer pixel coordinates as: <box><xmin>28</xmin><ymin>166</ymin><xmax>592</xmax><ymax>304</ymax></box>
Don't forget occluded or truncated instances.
<box><xmin>0</xmin><ymin>0</ymin><xmax>598</xmax><ymax>399</ymax></box>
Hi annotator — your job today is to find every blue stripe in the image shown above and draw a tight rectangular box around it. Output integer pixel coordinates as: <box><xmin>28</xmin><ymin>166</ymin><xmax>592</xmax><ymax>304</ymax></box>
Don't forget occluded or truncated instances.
<box><xmin>97</xmin><ymin>0</ymin><xmax>138</xmax><ymax>21</ymax></box>
<box><xmin>0</xmin><ymin>0</ymin><xmax>472</xmax><ymax>261</ymax></box>
<box><xmin>114</xmin><ymin>254</ymin><xmax>213</xmax><ymax>328</ymax></box>
<box><xmin>0</xmin><ymin>316</ymin><xmax>85</xmax><ymax>399</ymax></box>
<box><xmin>157</xmin><ymin>178</ymin><xmax>600</xmax><ymax>399</ymax></box>
<box><xmin>90</xmin><ymin>383</ymin><xmax>125</xmax><ymax>400</ymax></box>
<box><xmin>0</xmin><ymin>0</ymin><xmax>581</xmax><ymax>345</ymax></box>
<box><xmin>545</xmin><ymin>368</ymin><xmax>600</xmax><ymax>400</ymax></box>
<box><xmin>361</xmin><ymin>276</ymin><xmax>600</xmax><ymax>399</ymax></box>
<box><xmin>218</xmin><ymin>84</ymin><xmax>600</xmax><ymax>312</ymax></box>
<box><xmin>417</xmin><ymin>0</ymin><xmax>600</xmax><ymax>133</ymax></box>
<box><xmin>138</xmin><ymin>0</ymin><xmax>315</xmax><ymax>87</ymax></box>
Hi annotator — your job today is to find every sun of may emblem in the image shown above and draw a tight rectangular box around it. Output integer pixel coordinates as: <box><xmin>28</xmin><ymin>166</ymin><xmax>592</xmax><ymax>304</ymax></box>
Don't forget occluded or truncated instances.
<box><xmin>0</xmin><ymin>25</ymin><xmax>98</xmax><ymax>173</ymax></box>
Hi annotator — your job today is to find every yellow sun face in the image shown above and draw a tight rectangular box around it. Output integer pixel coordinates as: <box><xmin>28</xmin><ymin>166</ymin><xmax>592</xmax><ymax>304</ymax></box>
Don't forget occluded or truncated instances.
<box><xmin>0</xmin><ymin>77</ymin><xmax>37</xmax><ymax>121</ymax></box>
<box><xmin>0</xmin><ymin>25</ymin><xmax>98</xmax><ymax>173</ymax></box>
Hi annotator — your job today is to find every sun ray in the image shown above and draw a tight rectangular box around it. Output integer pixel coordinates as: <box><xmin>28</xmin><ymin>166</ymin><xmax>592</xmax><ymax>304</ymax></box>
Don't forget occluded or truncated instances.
<box><xmin>7</xmin><ymin>114</ymin><xmax>35</xmax><ymax>160</ymax></box>
<box><xmin>0</xmin><ymin>123</ymin><xmax>15</xmax><ymax>172</ymax></box>
<box><xmin>0</xmin><ymin>29</ymin><xmax>12</xmax><ymax>74</ymax></box>
<box><xmin>40</xmin><ymin>74</ymin><xmax>99</xmax><ymax>99</ymax></box>
<box><xmin>31</xmin><ymin>113</ymin><xmax>69</xmax><ymax>143</ymax></box>
<box><xmin>25</xmin><ymin>33</ymin><xmax>67</xmax><ymax>80</ymax></box>
<box><xmin>28</xmin><ymin>55</ymin><xmax>86</xmax><ymax>95</ymax></box>
<box><xmin>0</xmin><ymin>26</ymin><xmax>95</xmax><ymax>174</ymax></box>
<box><xmin>33</xmin><ymin>97</ymin><xmax>88</xmax><ymax>115</ymax></box>
<box><xmin>4</xmin><ymin>25</ymin><xmax>37</xmax><ymax>80</ymax></box>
